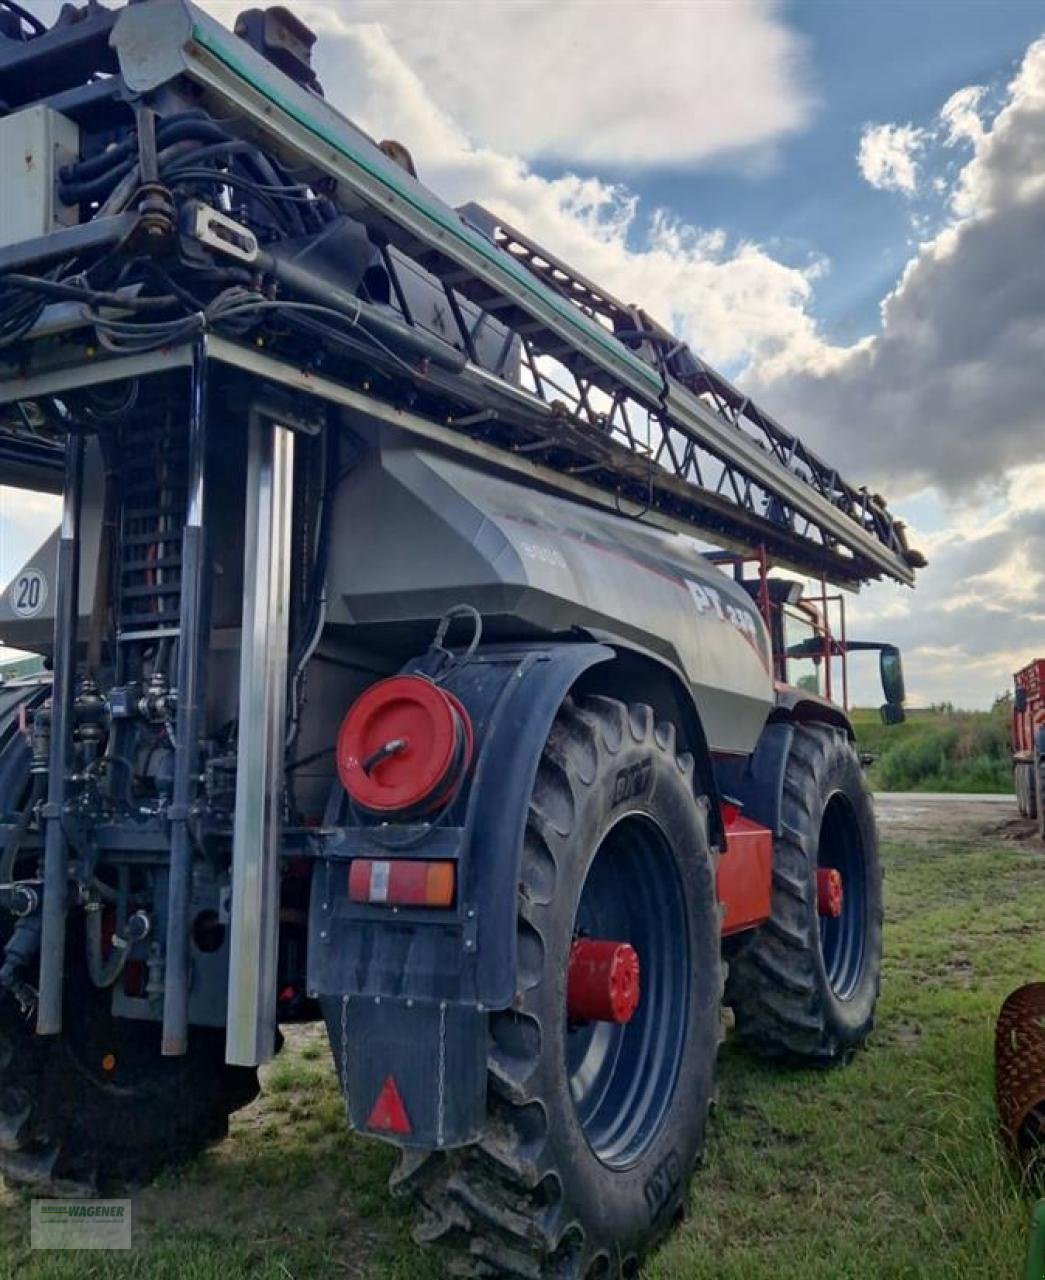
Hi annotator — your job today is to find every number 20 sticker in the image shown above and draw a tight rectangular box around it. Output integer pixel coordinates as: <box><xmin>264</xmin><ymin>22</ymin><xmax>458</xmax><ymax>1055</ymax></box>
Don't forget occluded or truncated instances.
<box><xmin>10</xmin><ymin>568</ymin><xmax>48</xmax><ymax>619</ymax></box>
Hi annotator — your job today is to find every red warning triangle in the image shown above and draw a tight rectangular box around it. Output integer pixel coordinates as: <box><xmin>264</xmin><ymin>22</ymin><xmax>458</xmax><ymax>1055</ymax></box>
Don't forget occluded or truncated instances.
<box><xmin>366</xmin><ymin>1075</ymin><xmax>412</xmax><ymax>1135</ymax></box>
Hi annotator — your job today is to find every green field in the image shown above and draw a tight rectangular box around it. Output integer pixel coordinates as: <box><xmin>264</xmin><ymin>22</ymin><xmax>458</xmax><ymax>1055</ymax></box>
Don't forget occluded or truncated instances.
<box><xmin>852</xmin><ymin>700</ymin><xmax>1014</xmax><ymax>794</ymax></box>
<box><xmin>1</xmin><ymin>807</ymin><xmax>1041</xmax><ymax>1279</ymax></box>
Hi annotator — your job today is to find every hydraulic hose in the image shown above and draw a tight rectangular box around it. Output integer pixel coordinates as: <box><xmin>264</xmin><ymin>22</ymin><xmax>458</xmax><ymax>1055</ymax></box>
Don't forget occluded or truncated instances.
<box><xmin>60</xmin><ymin>111</ymin><xmax>214</xmax><ymax>185</ymax></box>
<box><xmin>59</xmin><ymin>119</ymin><xmax>236</xmax><ymax>205</ymax></box>
<box><xmin>85</xmin><ymin>902</ymin><xmax>129</xmax><ymax>989</ymax></box>
<box><xmin>0</xmin><ymin>773</ymin><xmax>44</xmax><ymax>884</ymax></box>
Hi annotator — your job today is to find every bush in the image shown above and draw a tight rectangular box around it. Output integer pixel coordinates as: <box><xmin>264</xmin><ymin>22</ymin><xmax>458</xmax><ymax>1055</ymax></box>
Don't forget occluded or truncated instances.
<box><xmin>852</xmin><ymin>700</ymin><xmax>1012</xmax><ymax>793</ymax></box>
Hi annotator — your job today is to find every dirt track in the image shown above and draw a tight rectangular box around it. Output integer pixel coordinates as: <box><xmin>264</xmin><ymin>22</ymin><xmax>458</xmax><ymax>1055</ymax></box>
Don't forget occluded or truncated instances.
<box><xmin>874</xmin><ymin>790</ymin><xmax>1033</xmax><ymax>842</ymax></box>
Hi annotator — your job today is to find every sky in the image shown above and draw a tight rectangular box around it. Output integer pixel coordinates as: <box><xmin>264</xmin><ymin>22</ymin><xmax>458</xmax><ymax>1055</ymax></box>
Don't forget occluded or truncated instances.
<box><xmin>4</xmin><ymin>0</ymin><xmax>1045</xmax><ymax>708</ymax></box>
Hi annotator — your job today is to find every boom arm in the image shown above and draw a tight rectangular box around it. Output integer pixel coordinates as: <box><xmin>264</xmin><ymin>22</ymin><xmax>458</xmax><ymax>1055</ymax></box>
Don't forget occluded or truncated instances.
<box><xmin>0</xmin><ymin>0</ymin><xmax>923</xmax><ymax>587</ymax></box>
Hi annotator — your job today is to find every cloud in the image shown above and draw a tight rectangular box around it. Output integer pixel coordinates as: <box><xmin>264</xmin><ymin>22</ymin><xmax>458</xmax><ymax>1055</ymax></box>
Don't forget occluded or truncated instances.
<box><xmin>755</xmin><ymin>39</ymin><xmax>1045</xmax><ymax>499</ymax></box>
<box><xmin>0</xmin><ymin>487</ymin><xmax>60</xmax><ymax>590</ymax></box>
<box><xmin>199</xmin><ymin>0</ymin><xmax>813</xmax><ymax>171</ymax></box>
<box><xmin>940</xmin><ymin>85</ymin><xmax>987</xmax><ymax>149</ymax></box>
<box><xmin>235</xmin><ymin>9</ymin><xmax>830</xmax><ymax>375</ymax></box>
<box><xmin>846</xmin><ymin>469</ymin><xmax>1045</xmax><ymax>707</ymax></box>
<box><xmin>857</xmin><ymin>122</ymin><xmax>926</xmax><ymax>194</ymax></box>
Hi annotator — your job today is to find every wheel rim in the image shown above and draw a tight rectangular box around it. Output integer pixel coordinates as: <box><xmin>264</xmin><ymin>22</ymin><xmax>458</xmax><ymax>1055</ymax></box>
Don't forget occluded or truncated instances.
<box><xmin>817</xmin><ymin>792</ymin><xmax>867</xmax><ymax>999</ymax></box>
<box><xmin>566</xmin><ymin>813</ymin><xmax>690</xmax><ymax>1170</ymax></box>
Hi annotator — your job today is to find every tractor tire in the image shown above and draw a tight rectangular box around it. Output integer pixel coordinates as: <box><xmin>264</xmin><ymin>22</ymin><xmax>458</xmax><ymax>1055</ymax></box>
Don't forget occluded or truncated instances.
<box><xmin>0</xmin><ymin>991</ymin><xmax>260</xmax><ymax>1192</ymax></box>
<box><xmin>0</xmin><ymin>687</ymin><xmax>259</xmax><ymax>1192</ymax></box>
<box><xmin>394</xmin><ymin>696</ymin><xmax>723</xmax><ymax>1279</ymax></box>
<box><xmin>725</xmin><ymin>722</ymin><xmax>882</xmax><ymax>1063</ymax></box>
<box><xmin>1036</xmin><ymin>758</ymin><xmax>1045</xmax><ymax>841</ymax></box>
<box><xmin>1016</xmin><ymin>762</ymin><xmax>1037</xmax><ymax>820</ymax></box>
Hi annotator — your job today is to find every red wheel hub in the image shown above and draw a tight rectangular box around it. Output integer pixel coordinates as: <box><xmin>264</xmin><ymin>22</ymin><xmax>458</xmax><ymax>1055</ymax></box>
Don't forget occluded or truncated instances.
<box><xmin>336</xmin><ymin>675</ymin><xmax>473</xmax><ymax>815</ymax></box>
<box><xmin>817</xmin><ymin>867</ymin><xmax>844</xmax><ymax>918</ymax></box>
<box><xmin>567</xmin><ymin>938</ymin><xmax>641</xmax><ymax>1024</ymax></box>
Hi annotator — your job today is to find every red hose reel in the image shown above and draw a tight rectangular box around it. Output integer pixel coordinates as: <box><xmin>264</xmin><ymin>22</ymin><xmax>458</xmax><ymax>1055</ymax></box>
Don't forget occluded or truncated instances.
<box><xmin>336</xmin><ymin>675</ymin><xmax>474</xmax><ymax>817</ymax></box>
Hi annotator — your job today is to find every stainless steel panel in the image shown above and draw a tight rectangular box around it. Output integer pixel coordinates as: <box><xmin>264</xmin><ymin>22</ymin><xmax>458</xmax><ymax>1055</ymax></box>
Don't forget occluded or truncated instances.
<box><xmin>225</xmin><ymin>411</ymin><xmax>294</xmax><ymax>1066</ymax></box>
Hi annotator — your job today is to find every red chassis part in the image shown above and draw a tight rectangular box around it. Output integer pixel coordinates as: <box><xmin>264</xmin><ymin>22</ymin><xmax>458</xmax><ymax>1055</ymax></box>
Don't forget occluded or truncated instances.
<box><xmin>567</xmin><ymin>939</ymin><xmax>641</xmax><ymax>1024</ymax></box>
<box><xmin>1013</xmin><ymin>659</ymin><xmax>1045</xmax><ymax>759</ymax></box>
<box><xmin>816</xmin><ymin>867</ymin><xmax>844</xmax><ymax>918</ymax></box>
<box><xmin>717</xmin><ymin>801</ymin><xmax>773</xmax><ymax>936</ymax></box>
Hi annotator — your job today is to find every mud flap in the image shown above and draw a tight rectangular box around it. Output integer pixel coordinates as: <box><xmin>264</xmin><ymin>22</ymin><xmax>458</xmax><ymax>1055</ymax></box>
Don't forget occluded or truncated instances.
<box><xmin>325</xmin><ymin>996</ymin><xmax>488</xmax><ymax>1149</ymax></box>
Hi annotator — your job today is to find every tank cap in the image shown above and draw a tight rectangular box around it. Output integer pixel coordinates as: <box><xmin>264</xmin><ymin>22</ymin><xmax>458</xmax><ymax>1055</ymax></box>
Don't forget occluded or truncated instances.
<box><xmin>336</xmin><ymin>675</ymin><xmax>472</xmax><ymax>816</ymax></box>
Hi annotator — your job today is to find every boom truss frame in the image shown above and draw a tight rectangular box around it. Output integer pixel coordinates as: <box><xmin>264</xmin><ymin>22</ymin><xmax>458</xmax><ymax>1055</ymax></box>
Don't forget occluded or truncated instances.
<box><xmin>0</xmin><ymin>0</ymin><xmax>921</xmax><ymax>589</ymax></box>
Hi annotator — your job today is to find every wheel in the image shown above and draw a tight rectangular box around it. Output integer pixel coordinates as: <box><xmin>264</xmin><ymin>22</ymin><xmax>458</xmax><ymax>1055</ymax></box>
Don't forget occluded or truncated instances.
<box><xmin>394</xmin><ymin>695</ymin><xmax>723</xmax><ymax>1278</ymax></box>
<box><xmin>725</xmin><ymin>722</ymin><xmax>883</xmax><ymax>1063</ymax></box>
<box><xmin>0</xmin><ymin>988</ymin><xmax>260</xmax><ymax>1191</ymax></box>
<box><xmin>0</xmin><ymin>694</ymin><xmax>259</xmax><ymax>1192</ymax></box>
<box><xmin>1015</xmin><ymin>766</ymin><xmax>1027</xmax><ymax>818</ymax></box>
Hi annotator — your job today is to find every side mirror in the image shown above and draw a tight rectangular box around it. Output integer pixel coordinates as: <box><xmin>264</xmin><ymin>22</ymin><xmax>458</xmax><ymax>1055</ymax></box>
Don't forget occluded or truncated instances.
<box><xmin>880</xmin><ymin>702</ymin><xmax>905</xmax><ymax>725</ymax></box>
<box><xmin>1015</xmin><ymin>687</ymin><xmax>1028</xmax><ymax>714</ymax></box>
<box><xmin>879</xmin><ymin>645</ymin><xmax>906</xmax><ymax>708</ymax></box>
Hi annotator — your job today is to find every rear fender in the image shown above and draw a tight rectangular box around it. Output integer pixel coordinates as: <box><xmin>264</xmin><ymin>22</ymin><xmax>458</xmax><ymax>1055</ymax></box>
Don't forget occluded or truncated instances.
<box><xmin>308</xmin><ymin>642</ymin><xmax>613</xmax><ymax>1012</ymax></box>
<box><xmin>771</xmin><ymin>685</ymin><xmax>853</xmax><ymax>739</ymax></box>
<box><xmin>311</xmin><ymin>641</ymin><xmax>613</xmax><ymax>1147</ymax></box>
<box><xmin>715</xmin><ymin>690</ymin><xmax>852</xmax><ymax>836</ymax></box>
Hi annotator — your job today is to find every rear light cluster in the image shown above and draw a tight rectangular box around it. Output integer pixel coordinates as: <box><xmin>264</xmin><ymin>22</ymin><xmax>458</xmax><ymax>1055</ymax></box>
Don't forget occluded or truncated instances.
<box><xmin>348</xmin><ymin>858</ymin><xmax>455</xmax><ymax>908</ymax></box>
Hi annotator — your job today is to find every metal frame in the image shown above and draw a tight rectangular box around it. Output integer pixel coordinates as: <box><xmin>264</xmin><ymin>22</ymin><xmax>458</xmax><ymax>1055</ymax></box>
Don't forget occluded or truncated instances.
<box><xmin>225</xmin><ymin>408</ymin><xmax>295</xmax><ymax>1067</ymax></box>
<box><xmin>101</xmin><ymin>0</ymin><xmax>916</xmax><ymax>588</ymax></box>
<box><xmin>162</xmin><ymin>341</ymin><xmax>212</xmax><ymax>1055</ymax></box>
<box><xmin>36</xmin><ymin>433</ymin><xmax>85</xmax><ymax>1036</ymax></box>
<box><xmin>0</xmin><ymin>337</ymin><xmax>892</xmax><ymax>586</ymax></box>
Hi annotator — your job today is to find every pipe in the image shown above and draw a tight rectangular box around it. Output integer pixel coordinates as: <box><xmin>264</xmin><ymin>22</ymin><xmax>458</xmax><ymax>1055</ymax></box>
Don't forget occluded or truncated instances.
<box><xmin>59</xmin><ymin>118</ymin><xmax>236</xmax><ymax>205</ymax></box>
<box><xmin>85</xmin><ymin>905</ymin><xmax>150</xmax><ymax>989</ymax></box>
<box><xmin>36</xmin><ymin>432</ymin><xmax>85</xmax><ymax>1035</ymax></box>
<box><xmin>258</xmin><ymin>250</ymin><xmax>467</xmax><ymax>375</ymax></box>
<box><xmin>160</xmin><ymin>340</ymin><xmax>211</xmax><ymax>1056</ymax></box>
<box><xmin>85</xmin><ymin>902</ymin><xmax>128</xmax><ymax>988</ymax></box>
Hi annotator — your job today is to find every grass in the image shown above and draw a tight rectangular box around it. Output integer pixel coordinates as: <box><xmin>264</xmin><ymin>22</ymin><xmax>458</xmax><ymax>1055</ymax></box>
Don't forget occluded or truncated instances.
<box><xmin>851</xmin><ymin>699</ymin><xmax>1014</xmax><ymax>793</ymax></box>
<box><xmin>1</xmin><ymin>811</ymin><xmax>1043</xmax><ymax>1278</ymax></box>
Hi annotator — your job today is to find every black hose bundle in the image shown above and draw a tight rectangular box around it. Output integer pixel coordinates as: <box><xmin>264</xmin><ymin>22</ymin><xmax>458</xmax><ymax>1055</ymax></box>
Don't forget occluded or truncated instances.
<box><xmin>0</xmin><ymin>0</ymin><xmax>45</xmax><ymax>40</ymax></box>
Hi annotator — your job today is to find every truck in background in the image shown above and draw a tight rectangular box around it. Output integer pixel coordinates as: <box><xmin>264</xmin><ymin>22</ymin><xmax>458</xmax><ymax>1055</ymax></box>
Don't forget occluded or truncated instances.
<box><xmin>1013</xmin><ymin>660</ymin><xmax>1045</xmax><ymax>833</ymax></box>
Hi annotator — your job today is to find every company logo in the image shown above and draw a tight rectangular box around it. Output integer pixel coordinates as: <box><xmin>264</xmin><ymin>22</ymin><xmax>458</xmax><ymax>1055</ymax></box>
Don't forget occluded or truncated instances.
<box><xmin>643</xmin><ymin>1149</ymin><xmax>683</xmax><ymax>1221</ymax></box>
<box><xmin>31</xmin><ymin>1199</ymin><xmax>131</xmax><ymax>1250</ymax></box>
<box><xmin>613</xmin><ymin>759</ymin><xmax>652</xmax><ymax>807</ymax></box>
<box><xmin>685</xmin><ymin>578</ymin><xmax>759</xmax><ymax>645</ymax></box>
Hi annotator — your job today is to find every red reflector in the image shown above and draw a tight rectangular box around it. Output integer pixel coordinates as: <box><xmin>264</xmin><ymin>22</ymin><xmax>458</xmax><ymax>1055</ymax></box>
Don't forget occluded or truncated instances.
<box><xmin>349</xmin><ymin>858</ymin><xmax>455</xmax><ymax>908</ymax></box>
<box><xmin>366</xmin><ymin>1075</ymin><xmax>412</xmax><ymax>1135</ymax></box>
